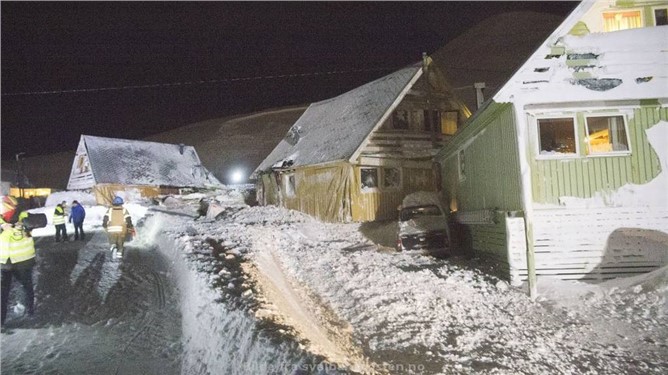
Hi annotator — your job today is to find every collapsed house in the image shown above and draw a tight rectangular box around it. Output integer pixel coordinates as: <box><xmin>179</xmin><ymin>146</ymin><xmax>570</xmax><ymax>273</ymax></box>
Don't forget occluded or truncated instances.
<box><xmin>67</xmin><ymin>135</ymin><xmax>221</xmax><ymax>204</ymax></box>
<box><xmin>253</xmin><ymin>57</ymin><xmax>470</xmax><ymax>222</ymax></box>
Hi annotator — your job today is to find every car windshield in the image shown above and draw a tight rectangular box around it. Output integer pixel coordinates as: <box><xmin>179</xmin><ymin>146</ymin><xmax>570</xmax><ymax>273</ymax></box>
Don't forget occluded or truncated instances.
<box><xmin>400</xmin><ymin>205</ymin><xmax>442</xmax><ymax>221</ymax></box>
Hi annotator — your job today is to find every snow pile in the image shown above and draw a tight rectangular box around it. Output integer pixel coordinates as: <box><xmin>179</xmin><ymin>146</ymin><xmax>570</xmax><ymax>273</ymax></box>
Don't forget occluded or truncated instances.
<box><xmin>146</xmin><ymin>192</ymin><xmax>667</xmax><ymax>374</ymax></box>
<box><xmin>45</xmin><ymin>190</ymin><xmax>97</xmax><ymax>207</ymax></box>
<box><xmin>498</xmin><ymin>25</ymin><xmax>668</xmax><ymax>104</ymax></box>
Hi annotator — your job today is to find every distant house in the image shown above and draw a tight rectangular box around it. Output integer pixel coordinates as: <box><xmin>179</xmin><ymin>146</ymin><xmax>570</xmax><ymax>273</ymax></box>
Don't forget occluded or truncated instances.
<box><xmin>0</xmin><ymin>167</ymin><xmax>51</xmax><ymax>200</ymax></box>
<box><xmin>436</xmin><ymin>0</ymin><xmax>668</xmax><ymax>286</ymax></box>
<box><xmin>67</xmin><ymin>135</ymin><xmax>221</xmax><ymax>204</ymax></box>
<box><xmin>253</xmin><ymin>57</ymin><xmax>470</xmax><ymax>222</ymax></box>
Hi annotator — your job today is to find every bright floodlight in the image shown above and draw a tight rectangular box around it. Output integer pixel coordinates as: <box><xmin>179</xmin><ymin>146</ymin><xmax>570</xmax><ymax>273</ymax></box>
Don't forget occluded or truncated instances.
<box><xmin>231</xmin><ymin>169</ymin><xmax>244</xmax><ymax>184</ymax></box>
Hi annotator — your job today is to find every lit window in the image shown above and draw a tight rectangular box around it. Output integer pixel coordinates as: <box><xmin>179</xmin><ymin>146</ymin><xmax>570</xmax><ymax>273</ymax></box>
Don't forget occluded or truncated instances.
<box><xmin>382</xmin><ymin>168</ymin><xmax>401</xmax><ymax>189</ymax></box>
<box><xmin>441</xmin><ymin>111</ymin><xmax>458</xmax><ymax>135</ymax></box>
<box><xmin>655</xmin><ymin>8</ymin><xmax>668</xmax><ymax>26</ymax></box>
<box><xmin>537</xmin><ymin>118</ymin><xmax>577</xmax><ymax>156</ymax></box>
<box><xmin>603</xmin><ymin>10</ymin><xmax>642</xmax><ymax>32</ymax></box>
<box><xmin>284</xmin><ymin>174</ymin><xmax>296</xmax><ymax>197</ymax></box>
<box><xmin>585</xmin><ymin>115</ymin><xmax>630</xmax><ymax>155</ymax></box>
<box><xmin>360</xmin><ymin>168</ymin><xmax>378</xmax><ymax>191</ymax></box>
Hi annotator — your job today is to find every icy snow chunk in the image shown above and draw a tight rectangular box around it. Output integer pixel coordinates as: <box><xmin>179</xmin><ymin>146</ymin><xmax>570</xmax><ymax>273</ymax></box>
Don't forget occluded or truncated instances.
<box><xmin>495</xmin><ymin>280</ymin><xmax>510</xmax><ymax>292</ymax></box>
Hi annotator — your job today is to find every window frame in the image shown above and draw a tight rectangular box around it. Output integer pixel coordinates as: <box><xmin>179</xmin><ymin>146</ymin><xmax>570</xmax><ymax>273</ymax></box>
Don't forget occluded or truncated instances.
<box><xmin>441</xmin><ymin>110</ymin><xmax>459</xmax><ymax>135</ymax></box>
<box><xmin>583</xmin><ymin>113</ymin><xmax>632</xmax><ymax>157</ymax></box>
<box><xmin>381</xmin><ymin>167</ymin><xmax>402</xmax><ymax>191</ymax></box>
<box><xmin>535</xmin><ymin>115</ymin><xmax>580</xmax><ymax>160</ymax></box>
<box><xmin>284</xmin><ymin>173</ymin><xmax>296</xmax><ymax>198</ymax></box>
<box><xmin>602</xmin><ymin>8</ymin><xmax>644</xmax><ymax>32</ymax></box>
<box><xmin>360</xmin><ymin>167</ymin><xmax>380</xmax><ymax>193</ymax></box>
<box><xmin>458</xmin><ymin>149</ymin><xmax>466</xmax><ymax>182</ymax></box>
<box><xmin>652</xmin><ymin>6</ymin><xmax>668</xmax><ymax>26</ymax></box>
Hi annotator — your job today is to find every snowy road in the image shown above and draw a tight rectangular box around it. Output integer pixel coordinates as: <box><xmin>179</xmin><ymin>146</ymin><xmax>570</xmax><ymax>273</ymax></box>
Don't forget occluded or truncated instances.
<box><xmin>1</xmin><ymin>229</ymin><xmax>182</xmax><ymax>374</ymax></box>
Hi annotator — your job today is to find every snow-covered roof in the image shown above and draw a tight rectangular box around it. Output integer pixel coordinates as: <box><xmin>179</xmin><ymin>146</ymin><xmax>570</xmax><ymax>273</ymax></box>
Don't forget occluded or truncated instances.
<box><xmin>496</xmin><ymin>11</ymin><xmax>668</xmax><ymax>105</ymax></box>
<box><xmin>254</xmin><ymin>64</ymin><xmax>422</xmax><ymax>173</ymax></box>
<box><xmin>83</xmin><ymin>135</ymin><xmax>221</xmax><ymax>187</ymax></box>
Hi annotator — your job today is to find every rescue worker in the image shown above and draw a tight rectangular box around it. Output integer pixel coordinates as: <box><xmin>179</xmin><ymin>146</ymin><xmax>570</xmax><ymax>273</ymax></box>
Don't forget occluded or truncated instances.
<box><xmin>102</xmin><ymin>196</ymin><xmax>133</xmax><ymax>260</ymax></box>
<box><xmin>53</xmin><ymin>201</ymin><xmax>68</xmax><ymax>242</ymax></box>
<box><xmin>1</xmin><ymin>196</ymin><xmax>36</xmax><ymax>326</ymax></box>
<box><xmin>69</xmin><ymin>200</ymin><xmax>86</xmax><ymax>240</ymax></box>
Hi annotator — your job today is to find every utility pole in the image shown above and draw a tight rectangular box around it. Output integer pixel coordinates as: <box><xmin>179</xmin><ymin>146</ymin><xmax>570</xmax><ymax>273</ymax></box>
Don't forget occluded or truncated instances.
<box><xmin>15</xmin><ymin>152</ymin><xmax>25</xmax><ymax>198</ymax></box>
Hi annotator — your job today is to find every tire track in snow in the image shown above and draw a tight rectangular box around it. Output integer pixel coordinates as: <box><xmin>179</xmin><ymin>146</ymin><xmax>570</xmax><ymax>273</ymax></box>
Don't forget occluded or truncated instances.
<box><xmin>245</xmin><ymin>226</ymin><xmax>375</xmax><ymax>373</ymax></box>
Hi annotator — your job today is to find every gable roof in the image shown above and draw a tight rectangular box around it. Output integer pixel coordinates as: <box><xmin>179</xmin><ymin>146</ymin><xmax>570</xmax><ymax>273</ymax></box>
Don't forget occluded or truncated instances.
<box><xmin>82</xmin><ymin>135</ymin><xmax>221</xmax><ymax>187</ymax></box>
<box><xmin>494</xmin><ymin>1</ymin><xmax>668</xmax><ymax>106</ymax></box>
<box><xmin>254</xmin><ymin>64</ymin><xmax>422</xmax><ymax>173</ymax></box>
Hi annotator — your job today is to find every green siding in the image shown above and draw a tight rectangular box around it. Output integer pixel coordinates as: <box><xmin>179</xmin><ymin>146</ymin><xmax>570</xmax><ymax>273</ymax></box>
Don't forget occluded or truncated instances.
<box><xmin>439</xmin><ymin>102</ymin><xmax>523</xmax><ymax>213</ymax></box>
<box><xmin>530</xmin><ymin>106</ymin><xmax>666</xmax><ymax>204</ymax></box>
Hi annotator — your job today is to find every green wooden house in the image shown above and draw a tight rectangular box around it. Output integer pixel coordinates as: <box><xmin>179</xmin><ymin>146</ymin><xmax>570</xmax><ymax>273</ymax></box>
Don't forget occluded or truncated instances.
<box><xmin>437</xmin><ymin>0</ymin><xmax>668</xmax><ymax>288</ymax></box>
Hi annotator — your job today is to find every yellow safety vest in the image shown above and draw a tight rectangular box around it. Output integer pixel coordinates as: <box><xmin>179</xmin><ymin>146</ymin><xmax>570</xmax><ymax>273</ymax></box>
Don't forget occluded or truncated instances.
<box><xmin>0</xmin><ymin>214</ymin><xmax>36</xmax><ymax>264</ymax></box>
<box><xmin>106</xmin><ymin>207</ymin><xmax>130</xmax><ymax>234</ymax></box>
<box><xmin>53</xmin><ymin>206</ymin><xmax>66</xmax><ymax>225</ymax></box>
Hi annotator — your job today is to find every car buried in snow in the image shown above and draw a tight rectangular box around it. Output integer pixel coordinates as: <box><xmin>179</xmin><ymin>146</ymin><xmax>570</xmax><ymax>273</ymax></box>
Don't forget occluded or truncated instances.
<box><xmin>396</xmin><ymin>192</ymin><xmax>451</xmax><ymax>257</ymax></box>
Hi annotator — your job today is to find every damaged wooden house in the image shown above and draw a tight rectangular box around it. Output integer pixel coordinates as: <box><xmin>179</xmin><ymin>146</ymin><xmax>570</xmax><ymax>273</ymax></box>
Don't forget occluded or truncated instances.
<box><xmin>253</xmin><ymin>56</ymin><xmax>470</xmax><ymax>222</ymax></box>
<box><xmin>67</xmin><ymin>135</ymin><xmax>221</xmax><ymax>204</ymax></box>
<box><xmin>436</xmin><ymin>0</ymin><xmax>668</xmax><ymax>286</ymax></box>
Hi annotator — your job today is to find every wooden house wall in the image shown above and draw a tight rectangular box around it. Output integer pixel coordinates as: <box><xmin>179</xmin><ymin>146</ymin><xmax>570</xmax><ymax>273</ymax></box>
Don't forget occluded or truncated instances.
<box><xmin>350</xmin><ymin>165</ymin><xmax>437</xmax><ymax>222</ymax></box>
<box><xmin>529</xmin><ymin>106</ymin><xmax>666</xmax><ymax>205</ymax></box>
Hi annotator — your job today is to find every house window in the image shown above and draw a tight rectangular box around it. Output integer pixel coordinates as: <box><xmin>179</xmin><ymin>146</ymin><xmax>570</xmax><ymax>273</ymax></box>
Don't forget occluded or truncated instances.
<box><xmin>585</xmin><ymin>115</ymin><xmax>630</xmax><ymax>155</ymax></box>
<box><xmin>603</xmin><ymin>10</ymin><xmax>642</xmax><ymax>32</ymax></box>
<box><xmin>458</xmin><ymin>149</ymin><xmax>466</xmax><ymax>182</ymax></box>
<box><xmin>441</xmin><ymin>111</ymin><xmax>458</xmax><ymax>135</ymax></box>
<box><xmin>284</xmin><ymin>174</ymin><xmax>296</xmax><ymax>197</ymax></box>
<box><xmin>537</xmin><ymin>117</ymin><xmax>577</xmax><ymax>156</ymax></box>
<box><xmin>654</xmin><ymin>7</ymin><xmax>668</xmax><ymax>26</ymax></box>
<box><xmin>410</xmin><ymin>110</ymin><xmax>424</xmax><ymax>131</ymax></box>
<box><xmin>392</xmin><ymin>110</ymin><xmax>409</xmax><ymax>129</ymax></box>
<box><xmin>360</xmin><ymin>168</ymin><xmax>378</xmax><ymax>191</ymax></box>
<box><xmin>423</xmin><ymin>110</ymin><xmax>442</xmax><ymax>132</ymax></box>
<box><xmin>382</xmin><ymin>168</ymin><xmax>401</xmax><ymax>189</ymax></box>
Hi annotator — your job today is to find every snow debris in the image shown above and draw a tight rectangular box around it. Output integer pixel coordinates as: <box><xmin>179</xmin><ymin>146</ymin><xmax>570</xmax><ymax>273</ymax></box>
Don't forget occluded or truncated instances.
<box><xmin>145</xmin><ymin>190</ymin><xmax>667</xmax><ymax>374</ymax></box>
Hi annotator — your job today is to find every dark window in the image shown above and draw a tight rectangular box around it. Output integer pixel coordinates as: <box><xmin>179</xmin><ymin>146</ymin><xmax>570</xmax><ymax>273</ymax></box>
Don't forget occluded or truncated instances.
<box><xmin>392</xmin><ymin>110</ymin><xmax>409</xmax><ymax>129</ymax></box>
<box><xmin>382</xmin><ymin>168</ymin><xmax>401</xmax><ymax>189</ymax></box>
<box><xmin>423</xmin><ymin>110</ymin><xmax>441</xmax><ymax>132</ymax></box>
<box><xmin>655</xmin><ymin>8</ymin><xmax>668</xmax><ymax>25</ymax></box>
<box><xmin>538</xmin><ymin>118</ymin><xmax>577</xmax><ymax>155</ymax></box>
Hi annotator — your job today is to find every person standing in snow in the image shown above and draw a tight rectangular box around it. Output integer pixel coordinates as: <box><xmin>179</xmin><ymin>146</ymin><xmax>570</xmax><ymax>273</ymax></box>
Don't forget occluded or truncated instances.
<box><xmin>0</xmin><ymin>196</ymin><xmax>36</xmax><ymax>326</ymax></box>
<box><xmin>53</xmin><ymin>201</ymin><xmax>68</xmax><ymax>242</ymax></box>
<box><xmin>102</xmin><ymin>196</ymin><xmax>133</xmax><ymax>260</ymax></box>
<box><xmin>69</xmin><ymin>200</ymin><xmax>86</xmax><ymax>241</ymax></box>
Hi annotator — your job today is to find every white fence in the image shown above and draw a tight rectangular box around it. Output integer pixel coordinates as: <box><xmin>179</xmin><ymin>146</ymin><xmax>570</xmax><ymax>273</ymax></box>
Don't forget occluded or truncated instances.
<box><xmin>507</xmin><ymin>207</ymin><xmax>668</xmax><ymax>283</ymax></box>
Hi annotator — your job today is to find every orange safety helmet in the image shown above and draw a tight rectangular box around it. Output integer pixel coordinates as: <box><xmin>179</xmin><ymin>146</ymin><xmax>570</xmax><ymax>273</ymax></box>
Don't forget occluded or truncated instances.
<box><xmin>1</xmin><ymin>195</ymin><xmax>18</xmax><ymax>223</ymax></box>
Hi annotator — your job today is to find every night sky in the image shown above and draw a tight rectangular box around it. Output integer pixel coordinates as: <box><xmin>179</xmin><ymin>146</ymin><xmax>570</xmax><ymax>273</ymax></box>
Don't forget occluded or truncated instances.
<box><xmin>1</xmin><ymin>1</ymin><xmax>578</xmax><ymax>161</ymax></box>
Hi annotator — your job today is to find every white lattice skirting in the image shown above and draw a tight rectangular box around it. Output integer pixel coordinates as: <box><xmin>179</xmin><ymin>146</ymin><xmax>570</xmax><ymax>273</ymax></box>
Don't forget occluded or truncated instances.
<box><xmin>507</xmin><ymin>207</ymin><xmax>668</xmax><ymax>283</ymax></box>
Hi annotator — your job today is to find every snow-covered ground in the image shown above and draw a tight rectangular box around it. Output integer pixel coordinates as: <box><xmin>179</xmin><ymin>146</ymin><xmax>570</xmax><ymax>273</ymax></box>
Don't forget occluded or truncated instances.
<box><xmin>3</xmin><ymin>190</ymin><xmax>667</xmax><ymax>374</ymax></box>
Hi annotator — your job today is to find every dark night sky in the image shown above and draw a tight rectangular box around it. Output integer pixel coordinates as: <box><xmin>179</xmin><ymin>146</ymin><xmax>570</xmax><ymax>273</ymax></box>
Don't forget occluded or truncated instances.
<box><xmin>1</xmin><ymin>1</ymin><xmax>578</xmax><ymax>160</ymax></box>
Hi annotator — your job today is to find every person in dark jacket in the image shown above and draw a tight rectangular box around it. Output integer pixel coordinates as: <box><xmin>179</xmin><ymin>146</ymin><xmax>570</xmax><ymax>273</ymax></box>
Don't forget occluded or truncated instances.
<box><xmin>53</xmin><ymin>202</ymin><xmax>68</xmax><ymax>242</ymax></box>
<box><xmin>69</xmin><ymin>200</ymin><xmax>86</xmax><ymax>241</ymax></box>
